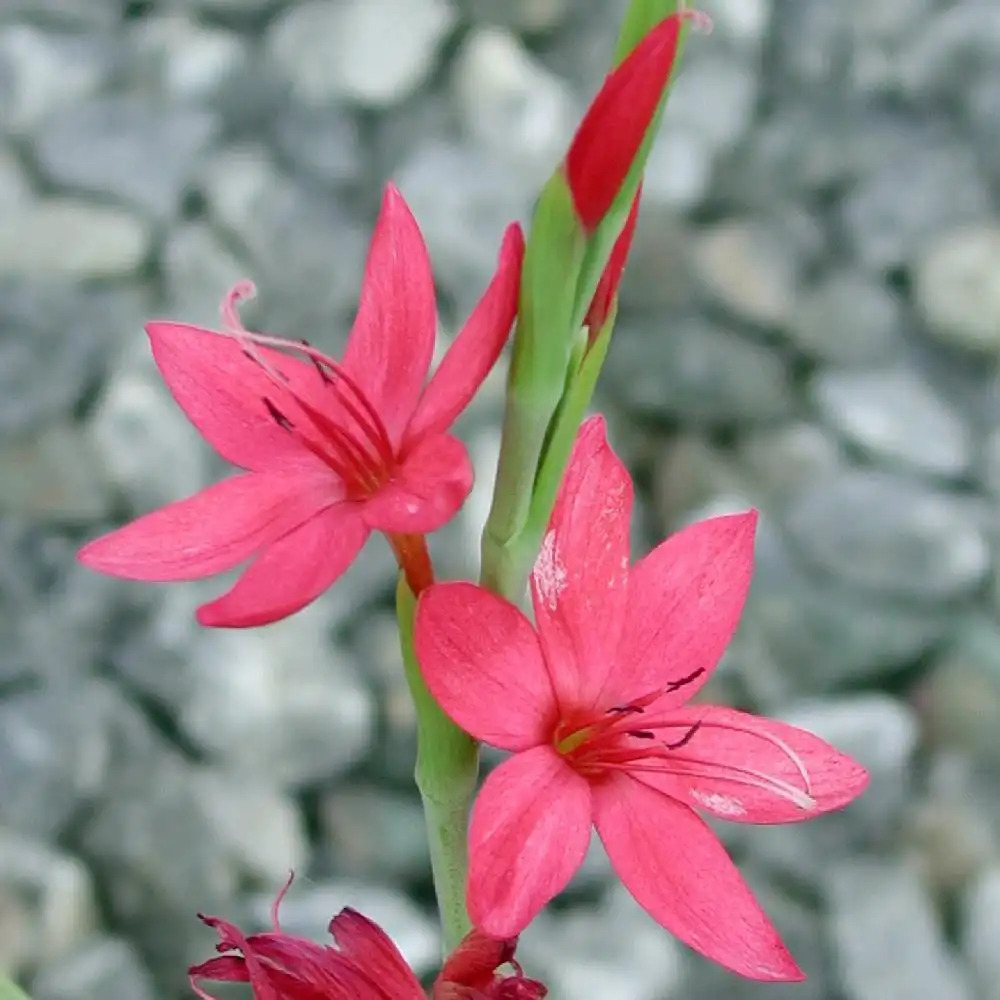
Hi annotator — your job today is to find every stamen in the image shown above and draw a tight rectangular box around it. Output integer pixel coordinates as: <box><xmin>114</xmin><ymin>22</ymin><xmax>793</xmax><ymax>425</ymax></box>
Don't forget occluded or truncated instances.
<box><xmin>221</xmin><ymin>279</ymin><xmax>257</xmax><ymax>331</ymax></box>
<box><xmin>628</xmin><ymin>729</ymin><xmax>655</xmax><ymax>740</ymax></box>
<box><xmin>263</xmin><ymin>397</ymin><xmax>294</xmax><ymax>431</ymax></box>
<box><xmin>664</xmin><ymin>666</ymin><xmax>705</xmax><ymax>693</ymax></box>
<box><xmin>662</xmin><ymin>720</ymin><xmax>701</xmax><ymax>751</ymax></box>
<box><xmin>607</xmin><ymin>704</ymin><xmax>644</xmax><ymax>716</ymax></box>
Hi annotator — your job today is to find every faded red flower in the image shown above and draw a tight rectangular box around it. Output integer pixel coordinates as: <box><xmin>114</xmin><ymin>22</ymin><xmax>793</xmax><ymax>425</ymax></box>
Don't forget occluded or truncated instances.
<box><xmin>416</xmin><ymin>415</ymin><xmax>868</xmax><ymax>982</ymax></box>
<box><xmin>79</xmin><ymin>184</ymin><xmax>523</xmax><ymax>626</ymax></box>
<box><xmin>565</xmin><ymin>15</ymin><xmax>687</xmax><ymax>231</ymax></box>
<box><xmin>189</xmin><ymin>884</ymin><xmax>545</xmax><ymax>1000</ymax></box>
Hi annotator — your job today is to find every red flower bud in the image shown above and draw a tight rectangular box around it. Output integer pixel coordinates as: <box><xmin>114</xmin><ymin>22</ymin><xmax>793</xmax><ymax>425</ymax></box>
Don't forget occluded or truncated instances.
<box><xmin>565</xmin><ymin>14</ymin><xmax>685</xmax><ymax>231</ymax></box>
<box><xmin>584</xmin><ymin>185</ymin><xmax>642</xmax><ymax>336</ymax></box>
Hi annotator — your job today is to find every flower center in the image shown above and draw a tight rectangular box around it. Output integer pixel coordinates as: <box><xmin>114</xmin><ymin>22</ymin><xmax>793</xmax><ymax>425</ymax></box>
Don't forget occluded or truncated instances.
<box><xmin>220</xmin><ymin>282</ymin><xmax>396</xmax><ymax>500</ymax></box>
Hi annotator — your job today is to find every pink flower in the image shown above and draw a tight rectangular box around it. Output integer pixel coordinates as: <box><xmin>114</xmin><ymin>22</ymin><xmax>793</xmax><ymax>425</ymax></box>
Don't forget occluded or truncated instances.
<box><xmin>565</xmin><ymin>15</ymin><xmax>686</xmax><ymax>231</ymax></box>
<box><xmin>79</xmin><ymin>184</ymin><xmax>524</xmax><ymax>626</ymax></box>
<box><xmin>415</xmin><ymin>416</ymin><xmax>868</xmax><ymax>981</ymax></box>
<box><xmin>189</xmin><ymin>883</ymin><xmax>546</xmax><ymax>1000</ymax></box>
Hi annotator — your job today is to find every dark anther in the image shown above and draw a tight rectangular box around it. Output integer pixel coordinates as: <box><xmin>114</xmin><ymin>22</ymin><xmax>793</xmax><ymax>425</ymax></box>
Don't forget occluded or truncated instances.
<box><xmin>627</xmin><ymin>729</ymin><xmax>655</xmax><ymax>740</ymax></box>
<box><xmin>664</xmin><ymin>667</ymin><xmax>706</xmax><ymax>694</ymax></box>
<box><xmin>241</xmin><ymin>348</ymin><xmax>259</xmax><ymax>364</ymax></box>
<box><xmin>308</xmin><ymin>355</ymin><xmax>333</xmax><ymax>385</ymax></box>
<box><xmin>607</xmin><ymin>704</ymin><xmax>644</xmax><ymax>716</ymax></box>
<box><xmin>663</xmin><ymin>721</ymin><xmax>702</xmax><ymax>751</ymax></box>
<box><xmin>263</xmin><ymin>397</ymin><xmax>294</xmax><ymax>431</ymax></box>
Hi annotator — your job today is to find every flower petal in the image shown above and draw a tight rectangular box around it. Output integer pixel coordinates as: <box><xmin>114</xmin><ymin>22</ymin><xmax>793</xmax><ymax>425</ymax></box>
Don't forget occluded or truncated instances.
<box><xmin>341</xmin><ymin>184</ymin><xmax>437</xmax><ymax>443</ymax></box>
<box><xmin>196</xmin><ymin>504</ymin><xmax>369</xmax><ymax>627</ymax></box>
<box><xmin>328</xmin><ymin>909</ymin><xmax>424</xmax><ymax>999</ymax></box>
<box><xmin>530</xmin><ymin>415</ymin><xmax>632</xmax><ymax>712</ymax></box>
<box><xmin>416</xmin><ymin>582</ymin><xmax>555</xmax><ymax>751</ymax></box>
<box><xmin>147</xmin><ymin>321</ymin><xmax>322</xmax><ymax>471</ymax></box>
<box><xmin>78</xmin><ymin>471</ymin><xmax>332</xmax><ymax>581</ymax></box>
<box><xmin>193</xmin><ymin>915</ymin><xmax>283</xmax><ymax>1000</ymax></box>
<box><xmin>606</xmin><ymin>510</ymin><xmax>758</xmax><ymax>707</ymax></box>
<box><xmin>405</xmin><ymin>223</ymin><xmax>524</xmax><ymax>444</ymax></box>
<box><xmin>468</xmin><ymin>746</ymin><xmax>591</xmax><ymax>937</ymax></box>
<box><xmin>361</xmin><ymin>433</ymin><xmax>472</xmax><ymax>534</ymax></box>
<box><xmin>636</xmin><ymin>705</ymin><xmax>869</xmax><ymax>824</ymax></box>
<box><xmin>592</xmin><ymin>774</ymin><xmax>804</xmax><ymax>982</ymax></box>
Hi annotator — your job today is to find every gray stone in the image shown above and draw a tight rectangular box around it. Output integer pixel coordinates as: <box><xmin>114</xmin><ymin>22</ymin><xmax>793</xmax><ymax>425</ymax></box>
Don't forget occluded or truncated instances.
<box><xmin>248</xmin><ymin>881</ymin><xmax>440</xmax><ymax>976</ymax></box>
<box><xmin>606</xmin><ymin>315</ymin><xmax>794</xmax><ymax>424</ymax></box>
<box><xmin>984</xmin><ymin>427</ymin><xmax>1000</xmax><ymax>497</ymax></box>
<box><xmin>30</xmin><ymin>937</ymin><xmax>156</xmax><ymax>1000</ymax></box>
<box><xmin>811</xmin><ymin>367</ymin><xmax>973</xmax><ymax>479</ymax></box>
<box><xmin>920</xmin><ymin>617</ymin><xmax>1000</xmax><ymax>769</ymax></box>
<box><xmin>0</xmin><ymin>145</ymin><xmax>31</xmax><ymax>212</ymax></box>
<box><xmin>267</xmin><ymin>0</ymin><xmax>456</xmax><ymax>108</ymax></box>
<box><xmin>0</xmin><ymin>684</ymin><xmax>111</xmax><ymax>840</ymax></box>
<box><xmin>0</xmin><ymin>25</ymin><xmax>111</xmax><ymax>133</ymax></box>
<box><xmin>0</xmin><ymin>283</ymin><xmax>143</xmax><ymax>434</ymax></box>
<box><xmin>962</xmin><ymin>866</ymin><xmax>1000</xmax><ymax>1000</ymax></box>
<box><xmin>839</xmin><ymin>132</ymin><xmax>992</xmax><ymax>270</ymax></box>
<box><xmin>0</xmin><ymin>200</ymin><xmax>151</xmax><ymax>279</ymax></box>
<box><xmin>34</xmin><ymin>97</ymin><xmax>219</xmax><ymax>218</ymax></box>
<box><xmin>322</xmin><ymin>786</ymin><xmax>428</xmax><ymax>882</ymax></box>
<box><xmin>784</xmin><ymin>469</ymin><xmax>990</xmax><ymax>602</ymax></box>
<box><xmin>199</xmin><ymin>144</ymin><xmax>368</xmax><ymax>344</ymax></box>
<box><xmin>160</xmin><ymin>220</ymin><xmax>248</xmax><ymax>327</ymax></box>
<box><xmin>192</xmin><ymin>770</ymin><xmax>308</xmax><ymax>884</ymax></box>
<box><xmin>916</xmin><ymin>226</ymin><xmax>1000</xmax><ymax>356</ymax></box>
<box><xmin>518</xmin><ymin>885</ymin><xmax>684</xmax><ymax>1000</ymax></box>
<box><xmin>748</xmin><ymin>522</ymin><xmax>955</xmax><ymax>689</ymax></box>
<box><xmin>452</xmin><ymin>27</ymin><xmax>577</xmax><ymax>187</ymax></box>
<box><xmin>394</xmin><ymin>139</ymin><xmax>532</xmax><ymax>316</ymax></box>
<box><xmin>0</xmin><ymin>832</ymin><xmax>98</xmax><ymax>980</ymax></box>
<box><xmin>787</xmin><ymin>270</ymin><xmax>903</xmax><ymax>365</ymax></box>
<box><xmin>0</xmin><ymin>423</ymin><xmax>110</xmax><ymax>522</ymax></box>
<box><xmin>826</xmin><ymin>859</ymin><xmax>972</xmax><ymax>1000</ymax></box>
<box><xmin>707</xmin><ymin>0</ymin><xmax>774</xmax><ymax>51</ymax></box>
<box><xmin>177</xmin><ymin>601</ymin><xmax>375</xmax><ymax>786</ymax></box>
<box><xmin>87</xmin><ymin>336</ymin><xmax>212</xmax><ymax>514</ymax></box>
<box><xmin>0</xmin><ymin>0</ymin><xmax>119</xmax><ymax>27</ymax></box>
<box><xmin>271</xmin><ymin>103</ymin><xmax>364</xmax><ymax>189</ymax></box>
<box><xmin>692</xmin><ymin>218</ymin><xmax>800</xmax><ymax>328</ymax></box>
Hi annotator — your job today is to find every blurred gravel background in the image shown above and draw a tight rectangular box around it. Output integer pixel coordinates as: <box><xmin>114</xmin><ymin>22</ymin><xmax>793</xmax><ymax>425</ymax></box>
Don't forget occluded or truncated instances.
<box><xmin>1</xmin><ymin>0</ymin><xmax>999</xmax><ymax>998</ymax></box>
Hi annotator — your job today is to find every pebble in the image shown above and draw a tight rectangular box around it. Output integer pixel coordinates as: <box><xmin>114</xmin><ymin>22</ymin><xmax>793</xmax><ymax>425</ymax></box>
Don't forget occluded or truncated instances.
<box><xmin>33</xmin><ymin>97</ymin><xmax>219</xmax><ymax>218</ymax></box>
<box><xmin>606</xmin><ymin>314</ymin><xmax>794</xmax><ymax>424</ymax></box>
<box><xmin>962</xmin><ymin>866</ymin><xmax>1000</xmax><ymax>1000</ymax></box>
<box><xmin>784</xmin><ymin>469</ymin><xmax>990</xmax><ymax>602</ymax></box>
<box><xmin>692</xmin><ymin>218</ymin><xmax>800</xmax><ymax>328</ymax></box>
<box><xmin>267</xmin><ymin>0</ymin><xmax>456</xmax><ymax>108</ymax></box>
<box><xmin>915</xmin><ymin>226</ymin><xmax>1000</xmax><ymax>356</ymax></box>
<box><xmin>787</xmin><ymin>269</ymin><xmax>903</xmax><ymax>365</ymax></box>
<box><xmin>0</xmin><ymin>200</ymin><xmax>151</xmax><ymax>280</ymax></box>
<box><xmin>0</xmin><ymin>832</ymin><xmax>98</xmax><ymax>979</ymax></box>
<box><xmin>30</xmin><ymin>937</ymin><xmax>156</xmax><ymax>1000</ymax></box>
<box><xmin>452</xmin><ymin>27</ymin><xmax>577</xmax><ymax>186</ymax></box>
<box><xmin>270</xmin><ymin>102</ymin><xmax>364</xmax><ymax>190</ymax></box>
<box><xmin>826</xmin><ymin>859</ymin><xmax>972</xmax><ymax>1000</ymax></box>
<box><xmin>811</xmin><ymin>366</ymin><xmax>973</xmax><ymax>480</ymax></box>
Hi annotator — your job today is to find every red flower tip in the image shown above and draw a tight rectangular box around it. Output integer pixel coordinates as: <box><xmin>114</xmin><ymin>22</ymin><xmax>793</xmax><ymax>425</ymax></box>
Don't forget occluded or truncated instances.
<box><xmin>584</xmin><ymin>185</ymin><xmax>641</xmax><ymax>335</ymax></box>
<box><xmin>565</xmin><ymin>13</ymin><xmax>691</xmax><ymax>231</ymax></box>
<box><xmin>190</xmin><ymin>882</ymin><xmax>546</xmax><ymax>1000</ymax></box>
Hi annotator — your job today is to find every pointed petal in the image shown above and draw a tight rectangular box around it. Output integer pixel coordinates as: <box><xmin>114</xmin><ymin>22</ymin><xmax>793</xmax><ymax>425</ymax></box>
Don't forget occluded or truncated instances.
<box><xmin>593</xmin><ymin>775</ymin><xmax>804</xmax><ymax>982</ymax></box>
<box><xmin>530</xmin><ymin>415</ymin><xmax>632</xmax><ymax>711</ymax></box>
<box><xmin>606</xmin><ymin>510</ymin><xmax>758</xmax><ymax>707</ymax></box>
<box><xmin>196</xmin><ymin>505</ymin><xmax>369</xmax><ymax>627</ymax></box>
<box><xmin>416</xmin><ymin>582</ymin><xmax>555</xmax><ymax>750</ymax></box>
<box><xmin>342</xmin><ymin>184</ymin><xmax>437</xmax><ymax>443</ymax></box>
<box><xmin>194</xmin><ymin>915</ymin><xmax>284</xmax><ymax>1000</ymax></box>
<box><xmin>78</xmin><ymin>471</ymin><xmax>331</xmax><ymax>581</ymax></box>
<box><xmin>147</xmin><ymin>321</ymin><xmax>324</xmax><ymax>471</ymax></box>
<box><xmin>467</xmin><ymin>746</ymin><xmax>591</xmax><ymax>937</ymax></box>
<box><xmin>405</xmin><ymin>223</ymin><xmax>524</xmax><ymax>444</ymax></box>
<box><xmin>636</xmin><ymin>705</ymin><xmax>869</xmax><ymax>824</ymax></box>
<box><xmin>328</xmin><ymin>909</ymin><xmax>424</xmax><ymax>999</ymax></box>
<box><xmin>361</xmin><ymin>433</ymin><xmax>472</xmax><ymax>534</ymax></box>
<box><xmin>566</xmin><ymin>16</ymin><xmax>684</xmax><ymax>230</ymax></box>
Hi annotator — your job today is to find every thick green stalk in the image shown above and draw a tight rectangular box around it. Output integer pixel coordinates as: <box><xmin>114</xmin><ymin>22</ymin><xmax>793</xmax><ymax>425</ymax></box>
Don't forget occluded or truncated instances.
<box><xmin>396</xmin><ymin>576</ymin><xmax>479</xmax><ymax>952</ymax></box>
<box><xmin>0</xmin><ymin>978</ymin><xmax>30</xmax><ymax>1000</ymax></box>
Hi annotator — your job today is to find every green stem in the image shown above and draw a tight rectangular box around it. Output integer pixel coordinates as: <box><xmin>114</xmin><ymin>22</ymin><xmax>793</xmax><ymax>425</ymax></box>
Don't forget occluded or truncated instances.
<box><xmin>396</xmin><ymin>575</ymin><xmax>479</xmax><ymax>952</ymax></box>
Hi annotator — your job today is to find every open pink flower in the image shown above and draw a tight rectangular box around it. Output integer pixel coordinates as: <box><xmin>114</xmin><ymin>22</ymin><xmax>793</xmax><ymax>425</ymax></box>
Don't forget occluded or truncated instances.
<box><xmin>189</xmin><ymin>882</ymin><xmax>546</xmax><ymax>1000</ymax></box>
<box><xmin>79</xmin><ymin>184</ymin><xmax>524</xmax><ymax>626</ymax></box>
<box><xmin>416</xmin><ymin>416</ymin><xmax>868</xmax><ymax>982</ymax></box>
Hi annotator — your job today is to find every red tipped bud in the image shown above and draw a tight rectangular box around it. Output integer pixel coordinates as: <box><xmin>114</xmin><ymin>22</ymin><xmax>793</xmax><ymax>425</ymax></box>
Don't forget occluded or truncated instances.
<box><xmin>585</xmin><ymin>185</ymin><xmax>642</xmax><ymax>335</ymax></box>
<box><xmin>565</xmin><ymin>14</ymin><xmax>685</xmax><ymax>231</ymax></box>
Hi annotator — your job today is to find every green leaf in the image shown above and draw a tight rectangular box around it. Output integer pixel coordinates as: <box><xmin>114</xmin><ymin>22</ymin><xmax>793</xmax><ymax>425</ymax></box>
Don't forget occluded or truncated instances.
<box><xmin>0</xmin><ymin>976</ymin><xmax>32</xmax><ymax>1000</ymax></box>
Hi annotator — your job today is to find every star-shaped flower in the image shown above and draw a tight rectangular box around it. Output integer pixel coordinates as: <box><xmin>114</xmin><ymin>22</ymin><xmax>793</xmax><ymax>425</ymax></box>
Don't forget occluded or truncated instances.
<box><xmin>416</xmin><ymin>416</ymin><xmax>868</xmax><ymax>981</ymax></box>
<box><xmin>80</xmin><ymin>184</ymin><xmax>523</xmax><ymax>625</ymax></box>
